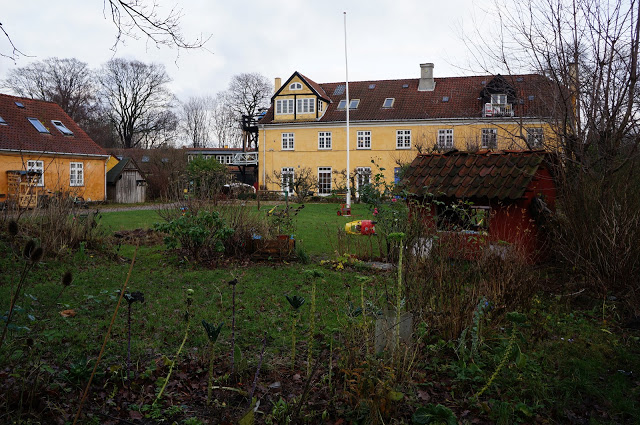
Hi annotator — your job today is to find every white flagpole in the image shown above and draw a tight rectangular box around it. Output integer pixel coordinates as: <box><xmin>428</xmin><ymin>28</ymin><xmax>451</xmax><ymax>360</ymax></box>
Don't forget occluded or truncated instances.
<box><xmin>344</xmin><ymin>11</ymin><xmax>351</xmax><ymax>209</ymax></box>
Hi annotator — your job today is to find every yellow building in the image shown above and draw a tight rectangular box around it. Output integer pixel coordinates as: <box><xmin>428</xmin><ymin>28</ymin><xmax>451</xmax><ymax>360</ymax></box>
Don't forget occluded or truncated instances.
<box><xmin>258</xmin><ymin>63</ymin><xmax>555</xmax><ymax>196</ymax></box>
<box><xmin>0</xmin><ymin>94</ymin><xmax>108</xmax><ymax>207</ymax></box>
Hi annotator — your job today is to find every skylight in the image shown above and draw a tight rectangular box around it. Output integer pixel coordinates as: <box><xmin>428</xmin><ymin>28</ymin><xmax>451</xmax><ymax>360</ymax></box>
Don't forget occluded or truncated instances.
<box><xmin>27</xmin><ymin>118</ymin><xmax>49</xmax><ymax>133</ymax></box>
<box><xmin>349</xmin><ymin>99</ymin><xmax>360</xmax><ymax>109</ymax></box>
<box><xmin>383</xmin><ymin>98</ymin><xmax>394</xmax><ymax>108</ymax></box>
<box><xmin>15</xmin><ymin>102</ymin><xmax>25</xmax><ymax>108</ymax></box>
<box><xmin>51</xmin><ymin>120</ymin><xmax>73</xmax><ymax>136</ymax></box>
<box><xmin>442</xmin><ymin>96</ymin><xmax>450</xmax><ymax>102</ymax></box>
<box><xmin>0</xmin><ymin>116</ymin><xmax>7</xmax><ymax>125</ymax></box>
<box><xmin>333</xmin><ymin>85</ymin><xmax>346</xmax><ymax>96</ymax></box>
<box><xmin>368</xmin><ymin>84</ymin><xmax>376</xmax><ymax>89</ymax></box>
<box><xmin>337</xmin><ymin>99</ymin><xmax>347</xmax><ymax>109</ymax></box>
<box><xmin>402</xmin><ymin>84</ymin><xmax>409</xmax><ymax>88</ymax></box>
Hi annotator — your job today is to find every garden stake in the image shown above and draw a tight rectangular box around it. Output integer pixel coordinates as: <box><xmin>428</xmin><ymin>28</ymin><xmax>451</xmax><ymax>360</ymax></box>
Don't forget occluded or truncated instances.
<box><xmin>72</xmin><ymin>244</ymin><xmax>138</xmax><ymax>425</ymax></box>
<box><xmin>395</xmin><ymin>234</ymin><xmax>405</xmax><ymax>352</ymax></box>
<box><xmin>229</xmin><ymin>277</ymin><xmax>238</xmax><ymax>374</ymax></box>
<box><xmin>124</xmin><ymin>291</ymin><xmax>145</xmax><ymax>381</ymax></box>
<box><xmin>248</xmin><ymin>331</ymin><xmax>267</xmax><ymax>406</ymax></box>
<box><xmin>155</xmin><ymin>288</ymin><xmax>193</xmax><ymax>405</ymax></box>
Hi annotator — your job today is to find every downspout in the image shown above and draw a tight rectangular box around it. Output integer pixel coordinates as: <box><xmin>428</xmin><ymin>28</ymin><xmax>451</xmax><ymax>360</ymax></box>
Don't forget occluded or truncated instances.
<box><xmin>262</xmin><ymin>124</ymin><xmax>266</xmax><ymax>190</ymax></box>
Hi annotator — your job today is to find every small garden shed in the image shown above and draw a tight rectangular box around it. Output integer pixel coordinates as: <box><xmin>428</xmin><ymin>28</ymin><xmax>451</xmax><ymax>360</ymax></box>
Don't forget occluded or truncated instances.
<box><xmin>106</xmin><ymin>157</ymin><xmax>146</xmax><ymax>203</ymax></box>
<box><xmin>402</xmin><ymin>150</ymin><xmax>556</xmax><ymax>259</ymax></box>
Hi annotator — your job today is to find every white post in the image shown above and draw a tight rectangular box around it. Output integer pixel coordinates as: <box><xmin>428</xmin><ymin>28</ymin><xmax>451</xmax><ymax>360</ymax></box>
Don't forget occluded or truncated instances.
<box><xmin>344</xmin><ymin>11</ymin><xmax>351</xmax><ymax>208</ymax></box>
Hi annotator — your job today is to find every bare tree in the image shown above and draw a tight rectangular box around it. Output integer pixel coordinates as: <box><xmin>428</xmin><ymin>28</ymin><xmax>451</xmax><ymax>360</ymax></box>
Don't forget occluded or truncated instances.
<box><xmin>2</xmin><ymin>57</ymin><xmax>98</xmax><ymax>124</ymax></box>
<box><xmin>211</xmin><ymin>94</ymin><xmax>243</xmax><ymax>148</ymax></box>
<box><xmin>270</xmin><ymin>167</ymin><xmax>316</xmax><ymax>203</ymax></box>
<box><xmin>1</xmin><ymin>1</ymin><xmax>208</xmax><ymax>61</ymax></box>
<box><xmin>179</xmin><ymin>96</ymin><xmax>214</xmax><ymax>148</ymax></box>
<box><xmin>464</xmin><ymin>0</ymin><xmax>640</xmax><ymax>311</ymax></box>
<box><xmin>219</xmin><ymin>73</ymin><xmax>272</xmax><ymax>149</ymax></box>
<box><xmin>98</xmin><ymin>58</ymin><xmax>175</xmax><ymax>149</ymax></box>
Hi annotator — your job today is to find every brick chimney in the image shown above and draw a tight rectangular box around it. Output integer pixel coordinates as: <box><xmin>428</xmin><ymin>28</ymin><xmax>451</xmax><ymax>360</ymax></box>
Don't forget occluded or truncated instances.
<box><xmin>418</xmin><ymin>63</ymin><xmax>435</xmax><ymax>91</ymax></box>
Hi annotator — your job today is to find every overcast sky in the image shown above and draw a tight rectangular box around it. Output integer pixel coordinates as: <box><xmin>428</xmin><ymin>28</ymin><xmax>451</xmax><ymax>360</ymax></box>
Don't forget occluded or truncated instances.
<box><xmin>0</xmin><ymin>0</ymin><xmax>499</xmax><ymax>102</ymax></box>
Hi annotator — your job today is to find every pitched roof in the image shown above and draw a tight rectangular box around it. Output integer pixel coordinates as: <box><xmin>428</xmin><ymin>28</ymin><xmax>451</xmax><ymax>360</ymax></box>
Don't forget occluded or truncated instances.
<box><xmin>402</xmin><ymin>150</ymin><xmax>550</xmax><ymax>201</ymax></box>
<box><xmin>260</xmin><ymin>73</ymin><xmax>554</xmax><ymax>124</ymax></box>
<box><xmin>0</xmin><ymin>93</ymin><xmax>107</xmax><ymax>157</ymax></box>
<box><xmin>106</xmin><ymin>157</ymin><xmax>145</xmax><ymax>184</ymax></box>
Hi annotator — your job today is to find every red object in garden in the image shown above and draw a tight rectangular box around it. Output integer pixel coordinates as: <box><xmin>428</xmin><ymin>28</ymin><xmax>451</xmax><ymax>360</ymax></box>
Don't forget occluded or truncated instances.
<box><xmin>337</xmin><ymin>203</ymin><xmax>351</xmax><ymax>216</ymax></box>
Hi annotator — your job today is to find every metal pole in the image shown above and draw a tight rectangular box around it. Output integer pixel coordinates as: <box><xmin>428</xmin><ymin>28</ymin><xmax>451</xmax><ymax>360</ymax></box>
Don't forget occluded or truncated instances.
<box><xmin>344</xmin><ymin>11</ymin><xmax>351</xmax><ymax>208</ymax></box>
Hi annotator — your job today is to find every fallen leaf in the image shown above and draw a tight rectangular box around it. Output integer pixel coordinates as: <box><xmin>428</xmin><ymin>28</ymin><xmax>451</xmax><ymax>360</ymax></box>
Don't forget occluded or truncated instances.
<box><xmin>60</xmin><ymin>309</ymin><xmax>76</xmax><ymax>317</ymax></box>
<box><xmin>417</xmin><ymin>389</ymin><xmax>430</xmax><ymax>402</ymax></box>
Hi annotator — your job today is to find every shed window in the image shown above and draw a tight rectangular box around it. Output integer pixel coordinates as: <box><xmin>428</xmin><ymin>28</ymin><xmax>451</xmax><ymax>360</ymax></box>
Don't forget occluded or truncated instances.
<box><xmin>437</xmin><ymin>204</ymin><xmax>490</xmax><ymax>233</ymax></box>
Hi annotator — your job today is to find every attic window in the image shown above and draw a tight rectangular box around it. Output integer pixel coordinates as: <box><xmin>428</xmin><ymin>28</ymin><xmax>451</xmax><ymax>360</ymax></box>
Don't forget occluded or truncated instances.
<box><xmin>0</xmin><ymin>116</ymin><xmax>7</xmax><ymax>125</ymax></box>
<box><xmin>383</xmin><ymin>98</ymin><xmax>394</xmax><ymax>108</ymax></box>
<box><xmin>402</xmin><ymin>84</ymin><xmax>409</xmax><ymax>88</ymax></box>
<box><xmin>51</xmin><ymin>120</ymin><xmax>73</xmax><ymax>136</ymax></box>
<box><xmin>528</xmin><ymin>95</ymin><xmax>535</xmax><ymax>101</ymax></box>
<box><xmin>516</xmin><ymin>77</ymin><xmax>524</xmax><ymax>82</ymax></box>
<box><xmin>15</xmin><ymin>102</ymin><xmax>25</xmax><ymax>108</ymax></box>
<box><xmin>337</xmin><ymin>99</ymin><xmax>347</xmax><ymax>109</ymax></box>
<box><xmin>141</xmin><ymin>156</ymin><xmax>150</xmax><ymax>163</ymax></box>
<box><xmin>28</xmin><ymin>117</ymin><xmax>50</xmax><ymax>133</ymax></box>
<box><xmin>349</xmin><ymin>99</ymin><xmax>360</xmax><ymax>109</ymax></box>
<box><xmin>442</xmin><ymin>96</ymin><xmax>450</xmax><ymax>102</ymax></box>
<box><xmin>368</xmin><ymin>84</ymin><xmax>376</xmax><ymax>89</ymax></box>
<box><xmin>333</xmin><ymin>85</ymin><xmax>346</xmax><ymax>96</ymax></box>
<box><xmin>289</xmin><ymin>82</ymin><xmax>302</xmax><ymax>90</ymax></box>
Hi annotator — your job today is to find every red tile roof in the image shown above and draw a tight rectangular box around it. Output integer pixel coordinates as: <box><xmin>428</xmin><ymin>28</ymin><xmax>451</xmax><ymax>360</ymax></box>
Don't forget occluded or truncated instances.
<box><xmin>260</xmin><ymin>73</ymin><xmax>554</xmax><ymax>124</ymax></box>
<box><xmin>403</xmin><ymin>150</ymin><xmax>550</xmax><ymax>200</ymax></box>
<box><xmin>0</xmin><ymin>93</ymin><xmax>107</xmax><ymax>157</ymax></box>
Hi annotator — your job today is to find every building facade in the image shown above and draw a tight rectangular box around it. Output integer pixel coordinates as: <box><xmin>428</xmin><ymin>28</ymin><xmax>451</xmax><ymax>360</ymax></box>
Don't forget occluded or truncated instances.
<box><xmin>258</xmin><ymin>63</ymin><xmax>555</xmax><ymax>196</ymax></box>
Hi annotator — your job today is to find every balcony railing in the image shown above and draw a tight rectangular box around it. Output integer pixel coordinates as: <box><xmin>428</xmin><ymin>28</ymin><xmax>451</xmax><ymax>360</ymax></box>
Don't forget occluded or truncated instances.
<box><xmin>483</xmin><ymin>103</ymin><xmax>514</xmax><ymax>117</ymax></box>
<box><xmin>232</xmin><ymin>152</ymin><xmax>258</xmax><ymax>165</ymax></box>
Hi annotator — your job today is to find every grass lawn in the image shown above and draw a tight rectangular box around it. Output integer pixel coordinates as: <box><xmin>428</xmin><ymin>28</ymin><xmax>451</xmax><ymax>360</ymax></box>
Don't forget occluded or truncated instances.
<box><xmin>1</xmin><ymin>202</ymin><xmax>639</xmax><ymax>424</ymax></box>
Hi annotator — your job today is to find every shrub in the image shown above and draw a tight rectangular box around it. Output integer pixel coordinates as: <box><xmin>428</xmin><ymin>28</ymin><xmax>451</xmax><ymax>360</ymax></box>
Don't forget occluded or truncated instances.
<box><xmin>154</xmin><ymin>209</ymin><xmax>234</xmax><ymax>262</ymax></box>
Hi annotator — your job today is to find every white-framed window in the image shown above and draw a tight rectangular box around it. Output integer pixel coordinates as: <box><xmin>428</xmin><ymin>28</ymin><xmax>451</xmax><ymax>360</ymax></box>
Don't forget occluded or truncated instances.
<box><xmin>51</xmin><ymin>120</ymin><xmax>73</xmax><ymax>136</ymax></box>
<box><xmin>318</xmin><ymin>99</ymin><xmax>323</xmax><ymax>112</ymax></box>
<box><xmin>337</xmin><ymin>99</ymin><xmax>347</xmax><ymax>109</ymax></box>
<box><xmin>27</xmin><ymin>160</ymin><xmax>44</xmax><ymax>186</ymax></box>
<box><xmin>383</xmin><ymin>98</ymin><xmax>395</xmax><ymax>108</ymax></box>
<box><xmin>296</xmin><ymin>98</ymin><xmax>315</xmax><ymax>113</ymax></box>
<box><xmin>396</xmin><ymin>130</ymin><xmax>411</xmax><ymax>149</ymax></box>
<box><xmin>70</xmin><ymin>162</ymin><xmax>84</xmax><ymax>186</ymax></box>
<box><xmin>357</xmin><ymin>130</ymin><xmax>371</xmax><ymax>149</ymax></box>
<box><xmin>491</xmin><ymin>93</ymin><xmax>507</xmax><ymax>105</ymax></box>
<box><xmin>481</xmin><ymin>128</ymin><xmax>497</xmax><ymax>149</ymax></box>
<box><xmin>289</xmin><ymin>82</ymin><xmax>302</xmax><ymax>90</ymax></box>
<box><xmin>216</xmin><ymin>155</ymin><xmax>232</xmax><ymax>164</ymax></box>
<box><xmin>318</xmin><ymin>131</ymin><xmax>332</xmax><ymax>149</ymax></box>
<box><xmin>437</xmin><ymin>129</ymin><xmax>454</xmax><ymax>149</ymax></box>
<box><xmin>356</xmin><ymin>167</ymin><xmax>371</xmax><ymax>194</ymax></box>
<box><xmin>282</xmin><ymin>132</ymin><xmax>295</xmax><ymax>150</ymax></box>
<box><xmin>349</xmin><ymin>99</ymin><xmax>360</xmax><ymax>109</ymax></box>
<box><xmin>282</xmin><ymin>167</ymin><xmax>294</xmax><ymax>194</ymax></box>
<box><xmin>318</xmin><ymin>167</ymin><xmax>332</xmax><ymax>195</ymax></box>
<box><xmin>27</xmin><ymin>117</ymin><xmax>49</xmax><ymax>133</ymax></box>
<box><xmin>275</xmin><ymin>99</ymin><xmax>294</xmax><ymax>115</ymax></box>
<box><xmin>527</xmin><ymin>128</ymin><xmax>544</xmax><ymax>148</ymax></box>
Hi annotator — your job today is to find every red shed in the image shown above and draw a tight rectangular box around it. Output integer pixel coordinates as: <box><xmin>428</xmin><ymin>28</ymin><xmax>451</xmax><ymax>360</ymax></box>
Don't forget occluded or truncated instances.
<box><xmin>403</xmin><ymin>150</ymin><xmax>556</xmax><ymax>261</ymax></box>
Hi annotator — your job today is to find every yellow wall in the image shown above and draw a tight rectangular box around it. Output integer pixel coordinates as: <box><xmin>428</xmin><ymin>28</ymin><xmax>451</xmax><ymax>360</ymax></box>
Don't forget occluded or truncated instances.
<box><xmin>260</xmin><ymin>120</ymin><xmax>554</xmax><ymax>193</ymax></box>
<box><xmin>0</xmin><ymin>152</ymin><xmax>107</xmax><ymax>201</ymax></box>
<box><xmin>273</xmin><ymin>75</ymin><xmax>321</xmax><ymax>123</ymax></box>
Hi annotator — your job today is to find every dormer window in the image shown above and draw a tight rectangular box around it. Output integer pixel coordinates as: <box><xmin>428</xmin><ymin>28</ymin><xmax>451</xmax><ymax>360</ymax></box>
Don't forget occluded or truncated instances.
<box><xmin>491</xmin><ymin>94</ymin><xmax>507</xmax><ymax>105</ymax></box>
<box><xmin>276</xmin><ymin>99</ymin><xmax>294</xmax><ymax>115</ymax></box>
<box><xmin>383</xmin><ymin>98</ymin><xmax>395</xmax><ymax>108</ymax></box>
<box><xmin>289</xmin><ymin>82</ymin><xmax>302</xmax><ymax>90</ymax></box>
<box><xmin>297</xmin><ymin>98</ymin><xmax>315</xmax><ymax>113</ymax></box>
<box><xmin>51</xmin><ymin>120</ymin><xmax>74</xmax><ymax>136</ymax></box>
<box><xmin>337</xmin><ymin>100</ymin><xmax>347</xmax><ymax>110</ymax></box>
<box><xmin>349</xmin><ymin>99</ymin><xmax>360</xmax><ymax>109</ymax></box>
<box><xmin>28</xmin><ymin>117</ymin><xmax>50</xmax><ymax>133</ymax></box>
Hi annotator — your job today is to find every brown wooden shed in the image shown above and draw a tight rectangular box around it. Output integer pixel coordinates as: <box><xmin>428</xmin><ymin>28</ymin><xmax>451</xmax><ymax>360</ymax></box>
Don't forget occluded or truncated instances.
<box><xmin>106</xmin><ymin>157</ymin><xmax>146</xmax><ymax>203</ymax></box>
